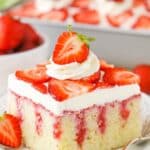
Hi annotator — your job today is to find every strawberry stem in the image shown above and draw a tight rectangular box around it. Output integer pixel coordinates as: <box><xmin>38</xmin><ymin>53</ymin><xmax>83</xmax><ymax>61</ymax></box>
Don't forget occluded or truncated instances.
<box><xmin>77</xmin><ymin>33</ymin><xmax>95</xmax><ymax>47</ymax></box>
<box><xmin>67</xmin><ymin>25</ymin><xmax>95</xmax><ymax>47</ymax></box>
<box><xmin>67</xmin><ymin>25</ymin><xmax>73</xmax><ymax>32</ymax></box>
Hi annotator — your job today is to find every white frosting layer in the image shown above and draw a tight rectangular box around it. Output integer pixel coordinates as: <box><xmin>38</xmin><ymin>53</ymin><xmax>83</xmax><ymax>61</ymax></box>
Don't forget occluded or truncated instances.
<box><xmin>97</xmin><ymin>0</ymin><xmax>132</xmax><ymax>16</ymax></box>
<box><xmin>46</xmin><ymin>51</ymin><xmax>100</xmax><ymax>80</ymax></box>
<box><xmin>35</xmin><ymin>0</ymin><xmax>72</xmax><ymax>13</ymax></box>
<box><xmin>8</xmin><ymin>74</ymin><xmax>140</xmax><ymax>115</ymax></box>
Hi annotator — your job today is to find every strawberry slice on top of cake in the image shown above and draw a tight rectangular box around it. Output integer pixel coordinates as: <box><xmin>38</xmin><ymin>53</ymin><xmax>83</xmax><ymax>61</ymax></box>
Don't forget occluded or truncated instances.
<box><xmin>7</xmin><ymin>27</ymin><xmax>142</xmax><ymax>150</ymax></box>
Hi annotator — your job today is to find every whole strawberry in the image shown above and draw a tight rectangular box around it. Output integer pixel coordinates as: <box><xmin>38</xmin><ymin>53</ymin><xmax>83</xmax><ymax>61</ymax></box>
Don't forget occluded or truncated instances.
<box><xmin>133</xmin><ymin>64</ymin><xmax>150</xmax><ymax>94</ymax></box>
<box><xmin>0</xmin><ymin>15</ymin><xmax>24</xmax><ymax>53</ymax></box>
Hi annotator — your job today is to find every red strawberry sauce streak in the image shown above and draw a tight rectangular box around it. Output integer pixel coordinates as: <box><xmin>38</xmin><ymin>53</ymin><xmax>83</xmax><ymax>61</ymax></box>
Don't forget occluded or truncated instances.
<box><xmin>35</xmin><ymin>105</ymin><xmax>43</xmax><ymax>135</ymax></box>
<box><xmin>75</xmin><ymin>112</ymin><xmax>86</xmax><ymax>146</ymax></box>
<box><xmin>53</xmin><ymin>117</ymin><xmax>62</xmax><ymax>139</ymax></box>
<box><xmin>12</xmin><ymin>91</ymin><xmax>140</xmax><ymax>146</ymax></box>
<box><xmin>16</xmin><ymin>95</ymin><xmax>24</xmax><ymax>123</ymax></box>
<box><xmin>97</xmin><ymin>106</ymin><xmax>107</xmax><ymax>134</ymax></box>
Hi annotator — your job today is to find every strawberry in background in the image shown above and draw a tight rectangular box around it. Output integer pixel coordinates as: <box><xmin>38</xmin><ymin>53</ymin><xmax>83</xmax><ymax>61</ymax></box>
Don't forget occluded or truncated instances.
<box><xmin>107</xmin><ymin>10</ymin><xmax>133</xmax><ymax>27</ymax></box>
<box><xmin>19</xmin><ymin>24</ymin><xmax>42</xmax><ymax>51</ymax></box>
<box><xmin>71</xmin><ymin>0</ymin><xmax>91</xmax><ymax>8</ymax></box>
<box><xmin>0</xmin><ymin>15</ymin><xmax>24</xmax><ymax>54</ymax></box>
<box><xmin>73</xmin><ymin>9</ymin><xmax>100</xmax><ymax>25</ymax></box>
<box><xmin>39</xmin><ymin>8</ymin><xmax>68</xmax><ymax>21</ymax></box>
<box><xmin>132</xmin><ymin>15</ymin><xmax>150</xmax><ymax>29</ymax></box>
<box><xmin>133</xmin><ymin>64</ymin><xmax>150</xmax><ymax>94</ymax></box>
<box><xmin>145</xmin><ymin>0</ymin><xmax>150</xmax><ymax>11</ymax></box>
<box><xmin>0</xmin><ymin>15</ymin><xmax>42</xmax><ymax>54</ymax></box>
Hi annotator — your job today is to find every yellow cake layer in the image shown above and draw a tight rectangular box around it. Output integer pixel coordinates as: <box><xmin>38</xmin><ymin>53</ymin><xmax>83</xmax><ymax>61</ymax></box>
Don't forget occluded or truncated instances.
<box><xmin>7</xmin><ymin>91</ymin><xmax>142</xmax><ymax>150</ymax></box>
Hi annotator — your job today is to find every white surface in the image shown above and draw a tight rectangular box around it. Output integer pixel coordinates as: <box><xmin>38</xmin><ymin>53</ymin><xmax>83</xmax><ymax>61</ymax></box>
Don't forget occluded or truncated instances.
<box><xmin>46</xmin><ymin>51</ymin><xmax>100</xmax><ymax>80</ymax></box>
<box><xmin>0</xmin><ymin>28</ymin><xmax>50</xmax><ymax>96</ymax></box>
<box><xmin>8</xmin><ymin>74</ymin><xmax>140</xmax><ymax>115</ymax></box>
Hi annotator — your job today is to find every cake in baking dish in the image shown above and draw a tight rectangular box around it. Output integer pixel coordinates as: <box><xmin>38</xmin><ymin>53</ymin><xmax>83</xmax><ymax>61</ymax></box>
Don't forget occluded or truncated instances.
<box><xmin>8</xmin><ymin>0</ymin><xmax>150</xmax><ymax>29</ymax></box>
<box><xmin>7</xmin><ymin>29</ymin><xmax>142</xmax><ymax>150</ymax></box>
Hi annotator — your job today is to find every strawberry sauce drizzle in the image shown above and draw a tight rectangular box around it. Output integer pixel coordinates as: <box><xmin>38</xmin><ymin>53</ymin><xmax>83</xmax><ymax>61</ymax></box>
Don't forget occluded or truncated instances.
<box><xmin>75</xmin><ymin>112</ymin><xmax>86</xmax><ymax>146</ymax></box>
<box><xmin>35</xmin><ymin>105</ymin><xmax>43</xmax><ymax>135</ymax></box>
<box><xmin>16</xmin><ymin>96</ymin><xmax>24</xmax><ymax>123</ymax></box>
<box><xmin>120</xmin><ymin>99</ymin><xmax>130</xmax><ymax>120</ymax></box>
<box><xmin>97</xmin><ymin>106</ymin><xmax>106</xmax><ymax>134</ymax></box>
<box><xmin>53</xmin><ymin>117</ymin><xmax>62</xmax><ymax>139</ymax></box>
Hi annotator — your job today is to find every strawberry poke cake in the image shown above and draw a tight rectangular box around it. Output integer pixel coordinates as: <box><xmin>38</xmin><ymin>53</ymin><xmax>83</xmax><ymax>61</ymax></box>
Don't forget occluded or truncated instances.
<box><xmin>7</xmin><ymin>29</ymin><xmax>142</xmax><ymax>150</ymax></box>
<box><xmin>7</xmin><ymin>0</ymin><xmax>150</xmax><ymax>30</ymax></box>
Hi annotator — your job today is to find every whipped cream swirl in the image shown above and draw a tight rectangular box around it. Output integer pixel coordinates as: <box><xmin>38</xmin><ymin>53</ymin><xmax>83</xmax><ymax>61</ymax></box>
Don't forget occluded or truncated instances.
<box><xmin>46</xmin><ymin>51</ymin><xmax>100</xmax><ymax>80</ymax></box>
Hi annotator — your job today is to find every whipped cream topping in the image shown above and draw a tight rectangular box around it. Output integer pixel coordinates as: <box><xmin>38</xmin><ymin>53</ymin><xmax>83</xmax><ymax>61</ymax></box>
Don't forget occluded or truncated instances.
<box><xmin>35</xmin><ymin>0</ymin><xmax>72</xmax><ymax>13</ymax></box>
<box><xmin>97</xmin><ymin>0</ymin><xmax>132</xmax><ymax>16</ymax></box>
<box><xmin>46</xmin><ymin>51</ymin><xmax>100</xmax><ymax>80</ymax></box>
<box><xmin>8</xmin><ymin>74</ymin><xmax>140</xmax><ymax>115</ymax></box>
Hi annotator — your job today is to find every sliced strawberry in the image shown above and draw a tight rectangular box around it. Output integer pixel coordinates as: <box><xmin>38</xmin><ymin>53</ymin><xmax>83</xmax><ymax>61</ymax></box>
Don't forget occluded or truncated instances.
<box><xmin>39</xmin><ymin>8</ymin><xmax>68</xmax><ymax>21</ymax></box>
<box><xmin>133</xmin><ymin>64</ymin><xmax>150</xmax><ymax>94</ymax></box>
<box><xmin>107</xmin><ymin>10</ymin><xmax>133</xmax><ymax>27</ymax></box>
<box><xmin>103</xmin><ymin>68</ymin><xmax>140</xmax><ymax>85</ymax></box>
<box><xmin>80</xmin><ymin>70</ymin><xmax>101</xmax><ymax>83</ymax></box>
<box><xmin>8</xmin><ymin>2</ymin><xmax>40</xmax><ymax>18</ymax></box>
<box><xmin>48</xmin><ymin>78</ymin><xmax>96</xmax><ymax>101</ymax></box>
<box><xmin>132</xmin><ymin>15</ymin><xmax>150</xmax><ymax>29</ymax></box>
<box><xmin>32</xmin><ymin>83</ymin><xmax>48</xmax><ymax>94</ymax></box>
<box><xmin>71</xmin><ymin>0</ymin><xmax>91</xmax><ymax>8</ymax></box>
<box><xmin>73</xmin><ymin>9</ymin><xmax>100</xmax><ymax>25</ymax></box>
<box><xmin>145</xmin><ymin>0</ymin><xmax>150</xmax><ymax>11</ymax></box>
<box><xmin>133</xmin><ymin>0</ymin><xmax>144</xmax><ymax>7</ymax></box>
<box><xmin>15</xmin><ymin>67</ymin><xmax>50</xmax><ymax>84</ymax></box>
<box><xmin>36</xmin><ymin>61</ymin><xmax>50</xmax><ymax>69</ymax></box>
<box><xmin>96</xmin><ymin>82</ymin><xmax>111</xmax><ymax>89</ymax></box>
<box><xmin>0</xmin><ymin>15</ymin><xmax>24</xmax><ymax>53</ymax></box>
<box><xmin>113</xmin><ymin>0</ymin><xmax>124</xmax><ymax>2</ymax></box>
<box><xmin>52</xmin><ymin>31</ymin><xmax>89</xmax><ymax>65</ymax></box>
<box><xmin>144</xmin><ymin>0</ymin><xmax>150</xmax><ymax>11</ymax></box>
<box><xmin>0</xmin><ymin>114</ymin><xmax>21</xmax><ymax>148</ymax></box>
<box><xmin>100</xmin><ymin>59</ymin><xmax>114</xmax><ymax>71</ymax></box>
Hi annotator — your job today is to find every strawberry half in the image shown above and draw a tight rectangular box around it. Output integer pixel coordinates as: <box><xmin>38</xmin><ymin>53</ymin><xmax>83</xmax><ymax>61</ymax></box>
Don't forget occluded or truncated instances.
<box><xmin>52</xmin><ymin>30</ymin><xmax>92</xmax><ymax>65</ymax></box>
<box><xmin>16</xmin><ymin>67</ymin><xmax>50</xmax><ymax>84</ymax></box>
<box><xmin>73</xmin><ymin>9</ymin><xmax>100</xmax><ymax>25</ymax></box>
<box><xmin>132</xmin><ymin>15</ymin><xmax>150</xmax><ymax>29</ymax></box>
<box><xmin>48</xmin><ymin>78</ymin><xmax>96</xmax><ymax>101</ymax></box>
<box><xmin>71</xmin><ymin>0</ymin><xmax>91</xmax><ymax>8</ymax></box>
<box><xmin>103</xmin><ymin>68</ymin><xmax>140</xmax><ymax>85</ymax></box>
<box><xmin>133</xmin><ymin>64</ymin><xmax>150</xmax><ymax>94</ymax></box>
<box><xmin>0</xmin><ymin>114</ymin><xmax>21</xmax><ymax>148</ymax></box>
<box><xmin>107</xmin><ymin>10</ymin><xmax>133</xmax><ymax>27</ymax></box>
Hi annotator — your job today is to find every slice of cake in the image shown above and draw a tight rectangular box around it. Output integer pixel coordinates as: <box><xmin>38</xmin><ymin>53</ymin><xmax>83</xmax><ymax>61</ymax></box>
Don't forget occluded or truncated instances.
<box><xmin>7</xmin><ymin>29</ymin><xmax>141</xmax><ymax>150</ymax></box>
